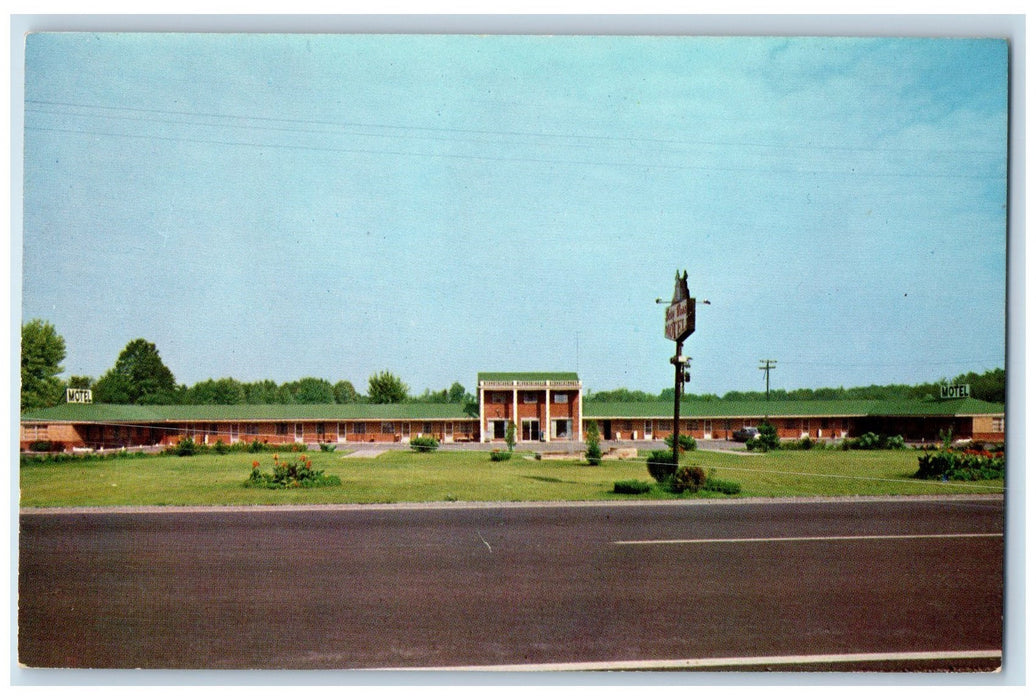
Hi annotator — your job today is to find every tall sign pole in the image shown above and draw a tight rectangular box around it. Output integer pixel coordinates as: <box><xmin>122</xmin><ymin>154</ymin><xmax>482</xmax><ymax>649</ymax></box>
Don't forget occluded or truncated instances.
<box><xmin>665</xmin><ymin>271</ymin><xmax>696</xmax><ymax>465</ymax></box>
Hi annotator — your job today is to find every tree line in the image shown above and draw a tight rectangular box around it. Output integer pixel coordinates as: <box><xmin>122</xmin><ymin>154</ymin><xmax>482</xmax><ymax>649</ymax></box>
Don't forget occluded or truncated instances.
<box><xmin>21</xmin><ymin>318</ymin><xmax>1005</xmax><ymax>411</ymax></box>
<box><xmin>20</xmin><ymin>320</ymin><xmax>472</xmax><ymax>410</ymax></box>
<box><xmin>587</xmin><ymin>368</ymin><xmax>1005</xmax><ymax>404</ymax></box>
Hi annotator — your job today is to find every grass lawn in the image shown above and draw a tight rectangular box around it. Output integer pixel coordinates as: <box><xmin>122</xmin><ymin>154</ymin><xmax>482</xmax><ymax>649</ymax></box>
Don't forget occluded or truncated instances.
<box><xmin>19</xmin><ymin>446</ymin><xmax>1004</xmax><ymax>508</ymax></box>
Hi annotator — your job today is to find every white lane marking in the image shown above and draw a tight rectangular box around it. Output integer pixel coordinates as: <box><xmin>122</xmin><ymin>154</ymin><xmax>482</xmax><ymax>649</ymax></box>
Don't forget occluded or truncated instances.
<box><xmin>613</xmin><ymin>532</ymin><xmax>1003</xmax><ymax>546</ymax></box>
<box><xmin>377</xmin><ymin>649</ymin><xmax>1002</xmax><ymax>672</ymax></box>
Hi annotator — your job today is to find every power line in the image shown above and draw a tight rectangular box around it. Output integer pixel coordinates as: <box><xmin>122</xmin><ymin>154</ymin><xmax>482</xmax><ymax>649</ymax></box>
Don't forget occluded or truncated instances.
<box><xmin>24</xmin><ymin>98</ymin><xmax>1005</xmax><ymax>157</ymax></box>
<box><xmin>24</xmin><ymin>124</ymin><xmax>1006</xmax><ymax>182</ymax></box>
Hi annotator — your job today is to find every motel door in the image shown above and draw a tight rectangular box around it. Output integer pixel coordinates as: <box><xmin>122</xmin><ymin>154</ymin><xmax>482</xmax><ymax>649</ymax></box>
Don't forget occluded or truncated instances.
<box><xmin>522</xmin><ymin>419</ymin><xmax>540</xmax><ymax>442</ymax></box>
<box><xmin>294</xmin><ymin>423</ymin><xmax>304</xmax><ymax>444</ymax></box>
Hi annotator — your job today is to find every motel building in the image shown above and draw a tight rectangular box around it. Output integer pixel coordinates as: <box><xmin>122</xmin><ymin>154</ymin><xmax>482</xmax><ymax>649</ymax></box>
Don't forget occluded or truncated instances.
<box><xmin>20</xmin><ymin>371</ymin><xmax>1005</xmax><ymax>452</ymax></box>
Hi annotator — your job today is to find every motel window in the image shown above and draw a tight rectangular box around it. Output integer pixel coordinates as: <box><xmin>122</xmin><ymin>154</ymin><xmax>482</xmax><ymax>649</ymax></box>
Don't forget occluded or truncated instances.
<box><xmin>491</xmin><ymin>392</ymin><xmax>506</xmax><ymax>404</ymax></box>
<box><xmin>381</xmin><ymin>422</ymin><xmax>394</xmax><ymax>435</ymax></box>
<box><xmin>276</xmin><ymin>423</ymin><xmax>288</xmax><ymax>436</ymax></box>
<box><xmin>553</xmin><ymin>392</ymin><xmax>567</xmax><ymax>404</ymax></box>
<box><xmin>552</xmin><ymin>419</ymin><xmax>572</xmax><ymax>439</ymax></box>
<box><xmin>992</xmin><ymin>417</ymin><xmax>1004</xmax><ymax>432</ymax></box>
<box><xmin>351</xmin><ymin>422</ymin><xmax>366</xmax><ymax>435</ymax></box>
<box><xmin>423</xmin><ymin>422</ymin><xmax>433</xmax><ymax>434</ymax></box>
<box><xmin>316</xmin><ymin>423</ymin><xmax>326</xmax><ymax>438</ymax></box>
<box><xmin>246</xmin><ymin>424</ymin><xmax>259</xmax><ymax>436</ymax></box>
<box><xmin>523</xmin><ymin>391</ymin><xmax>537</xmax><ymax>404</ymax></box>
<box><xmin>658</xmin><ymin>420</ymin><xmax>672</xmax><ymax>431</ymax></box>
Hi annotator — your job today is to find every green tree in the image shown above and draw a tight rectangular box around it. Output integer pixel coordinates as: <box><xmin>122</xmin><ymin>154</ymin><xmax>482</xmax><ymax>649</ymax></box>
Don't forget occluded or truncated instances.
<box><xmin>243</xmin><ymin>379</ymin><xmax>280</xmax><ymax>404</ymax></box>
<box><xmin>584</xmin><ymin>420</ymin><xmax>602</xmax><ymax>466</ymax></box>
<box><xmin>747</xmin><ymin>420</ymin><xmax>780</xmax><ymax>452</ymax></box>
<box><xmin>505</xmin><ymin>421</ymin><xmax>517</xmax><ymax>452</ymax></box>
<box><xmin>188</xmin><ymin>377</ymin><xmax>246</xmax><ymax>405</ymax></box>
<box><xmin>951</xmin><ymin>369</ymin><xmax>1005</xmax><ymax>403</ymax></box>
<box><xmin>448</xmin><ymin>381</ymin><xmax>468</xmax><ymax>404</ymax></box>
<box><xmin>67</xmin><ymin>375</ymin><xmax>92</xmax><ymax>390</ymax></box>
<box><xmin>93</xmin><ymin>338</ymin><xmax>177</xmax><ymax>404</ymax></box>
<box><xmin>283</xmin><ymin>377</ymin><xmax>335</xmax><ymax>404</ymax></box>
<box><xmin>368</xmin><ymin>371</ymin><xmax>409</xmax><ymax>404</ymax></box>
<box><xmin>21</xmin><ymin>319</ymin><xmax>66</xmax><ymax>411</ymax></box>
<box><xmin>333</xmin><ymin>380</ymin><xmax>360</xmax><ymax>404</ymax></box>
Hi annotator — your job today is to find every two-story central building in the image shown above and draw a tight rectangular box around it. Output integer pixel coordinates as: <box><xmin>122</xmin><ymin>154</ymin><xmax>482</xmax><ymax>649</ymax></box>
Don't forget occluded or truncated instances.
<box><xmin>476</xmin><ymin>372</ymin><xmax>583</xmax><ymax>443</ymax></box>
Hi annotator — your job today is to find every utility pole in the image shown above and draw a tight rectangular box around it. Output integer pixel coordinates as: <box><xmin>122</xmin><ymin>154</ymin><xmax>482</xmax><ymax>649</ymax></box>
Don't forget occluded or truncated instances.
<box><xmin>759</xmin><ymin>359</ymin><xmax>777</xmax><ymax>401</ymax></box>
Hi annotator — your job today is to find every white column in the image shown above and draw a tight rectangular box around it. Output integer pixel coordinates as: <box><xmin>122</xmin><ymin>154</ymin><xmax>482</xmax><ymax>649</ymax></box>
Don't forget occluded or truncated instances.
<box><xmin>577</xmin><ymin>383</ymin><xmax>584</xmax><ymax>442</ymax></box>
<box><xmin>478</xmin><ymin>384</ymin><xmax>485</xmax><ymax>443</ymax></box>
<box><xmin>545</xmin><ymin>384</ymin><xmax>551</xmax><ymax>442</ymax></box>
<box><xmin>513</xmin><ymin>384</ymin><xmax>519</xmax><ymax>443</ymax></box>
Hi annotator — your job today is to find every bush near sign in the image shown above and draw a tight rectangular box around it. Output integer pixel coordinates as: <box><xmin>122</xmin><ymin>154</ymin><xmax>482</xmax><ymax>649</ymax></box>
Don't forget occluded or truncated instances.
<box><xmin>940</xmin><ymin>384</ymin><xmax>971</xmax><ymax>400</ymax></box>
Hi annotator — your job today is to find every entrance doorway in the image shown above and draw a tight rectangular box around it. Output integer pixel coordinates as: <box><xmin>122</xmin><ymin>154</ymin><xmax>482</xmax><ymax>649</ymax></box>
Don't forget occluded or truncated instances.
<box><xmin>522</xmin><ymin>419</ymin><xmax>540</xmax><ymax>442</ymax></box>
<box><xmin>491</xmin><ymin>420</ymin><xmax>507</xmax><ymax>440</ymax></box>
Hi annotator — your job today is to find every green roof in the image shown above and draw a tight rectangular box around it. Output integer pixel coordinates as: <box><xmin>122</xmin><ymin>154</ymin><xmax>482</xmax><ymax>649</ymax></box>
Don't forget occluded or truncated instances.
<box><xmin>22</xmin><ymin>397</ymin><xmax>1002</xmax><ymax>424</ymax></box>
<box><xmin>22</xmin><ymin>402</ymin><xmax>473</xmax><ymax>423</ymax></box>
<box><xmin>584</xmin><ymin>397</ymin><xmax>1004</xmax><ymax>419</ymax></box>
<box><xmin>478</xmin><ymin>372</ymin><xmax>579</xmax><ymax>383</ymax></box>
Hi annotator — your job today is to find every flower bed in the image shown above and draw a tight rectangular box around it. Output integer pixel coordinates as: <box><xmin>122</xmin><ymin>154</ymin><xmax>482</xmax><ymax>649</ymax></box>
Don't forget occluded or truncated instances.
<box><xmin>245</xmin><ymin>454</ymin><xmax>341</xmax><ymax>489</ymax></box>
<box><xmin>915</xmin><ymin>447</ymin><xmax>1005</xmax><ymax>481</ymax></box>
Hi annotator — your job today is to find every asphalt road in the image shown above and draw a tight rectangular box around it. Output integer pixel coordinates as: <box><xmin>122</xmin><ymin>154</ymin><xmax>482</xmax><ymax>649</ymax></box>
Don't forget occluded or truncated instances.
<box><xmin>18</xmin><ymin>497</ymin><xmax>1004</xmax><ymax>672</ymax></box>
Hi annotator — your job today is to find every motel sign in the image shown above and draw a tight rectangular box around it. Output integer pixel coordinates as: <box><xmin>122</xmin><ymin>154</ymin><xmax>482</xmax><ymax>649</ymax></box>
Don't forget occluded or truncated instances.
<box><xmin>940</xmin><ymin>384</ymin><xmax>971</xmax><ymax>400</ymax></box>
<box><xmin>664</xmin><ymin>271</ymin><xmax>696</xmax><ymax>343</ymax></box>
<box><xmin>66</xmin><ymin>388</ymin><xmax>93</xmax><ymax>404</ymax></box>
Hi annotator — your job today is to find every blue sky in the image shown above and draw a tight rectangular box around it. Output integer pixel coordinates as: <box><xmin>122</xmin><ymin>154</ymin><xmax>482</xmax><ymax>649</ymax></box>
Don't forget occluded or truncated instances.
<box><xmin>18</xmin><ymin>33</ymin><xmax>1008</xmax><ymax>397</ymax></box>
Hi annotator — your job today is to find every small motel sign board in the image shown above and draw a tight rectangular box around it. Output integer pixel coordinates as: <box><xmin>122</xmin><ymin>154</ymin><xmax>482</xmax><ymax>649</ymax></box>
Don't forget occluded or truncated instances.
<box><xmin>66</xmin><ymin>388</ymin><xmax>93</xmax><ymax>404</ymax></box>
<box><xmin>940</xmin><ymin>384</ymin><xmax>971</xmax><ymax>399</ymax></box>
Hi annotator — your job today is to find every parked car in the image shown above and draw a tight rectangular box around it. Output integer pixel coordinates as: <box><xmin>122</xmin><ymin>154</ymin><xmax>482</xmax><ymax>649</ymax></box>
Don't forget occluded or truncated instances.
<box><xmin>732</xmin><ymin>426</ymin><xmax>760</xmax><ymax>442</ymax></box>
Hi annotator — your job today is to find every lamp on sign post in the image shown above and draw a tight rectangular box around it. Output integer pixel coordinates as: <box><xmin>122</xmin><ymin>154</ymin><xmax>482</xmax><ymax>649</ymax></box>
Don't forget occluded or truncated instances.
<box><xmin>661</xmin><ymin>271</ymin><xmax>701</xmax><ymax>466</ymax></box>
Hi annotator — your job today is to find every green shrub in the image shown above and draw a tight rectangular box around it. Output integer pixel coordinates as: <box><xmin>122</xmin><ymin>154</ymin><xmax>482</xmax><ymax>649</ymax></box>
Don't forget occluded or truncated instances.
<box><xmin>247</xmin><ymin>439</ymin><xmax>266</xmax><ymax>453</ymax></box>
<box><xmin>842</xmin><ymin>432</ymin><xmax>907</xmax><ymax>451</ymax></box>
<box><xmin>171</xmin><ymin>437</ymin><xmax>198</xmax><ymax>457</ymax></box>
<box><xmin>671</xmin><ymin>465</ymin><xmax>706</xmax><ymax>493</ymax></box>
<box><xmin>245</xmin><ymin>454</ymin><xmax>341</xmax><ymax>489</ymax></box>
<box><xmin>410</xmin><ymin>436</ymin><xmax>439</xmax><ymax>453</ymax></box>
<box><xmin>781</xmin><ymin>436</ymin><xmax>814</xmax><ymax>451</ymax></box>
<box><xmin>585</xmin><ymin>420</ymin><xmax>603</xmax><ymax>465</ymax></box>
<box><xmin>664</xmin><ymin>433</ymin><xmax>697</xmax><ymax>452</ymax></box>
<box><xmin>213</xmin><ymin>440</ymin><xmax>229</xmax><ymax>455</ymax></box>
<box><xmin>646</xmin><ymin>449</ymin><xmax>678</xmax><ymax>483</ymax></box>
<box><xmin>27</xmin><ymin>440</ymin><xmax>63</xmax><ymax>452</ymax></box>
<box><xmin>613</xmin><ymin>479</ymin><xmax>653</xmax><ymax>495</ymax></box>
<box><xmin>20</xmin><ymin>449</ymin><xmax>154</xmax><ymax>466</ymax></box>
<box><xmin>505</xmin><ymin>421</ymin><xmax>517</xmax><ymax>452</ymax></box>
<box><xmin>916</xmin><ymin>447</ymin><xmax>1005</xmax><ymax>481</ymax></box>
<box><xmin>489</xmin><ymin>450</ymin><xmax>512</xmax><ymax>462</ymax></box>
<box><xmin>319</xmin><ymin>442</ymin><xmax>337</xmax><ymax>452</ymax></box>
<box><xmin>704</xmin><ymin>477</ymin><xmax>742</xmax><ymax>495</ymax></box>
<box><xmin>747</xmin><ymin>421</ymin><xmax>780</xmax><ymax>452</ymax></box>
